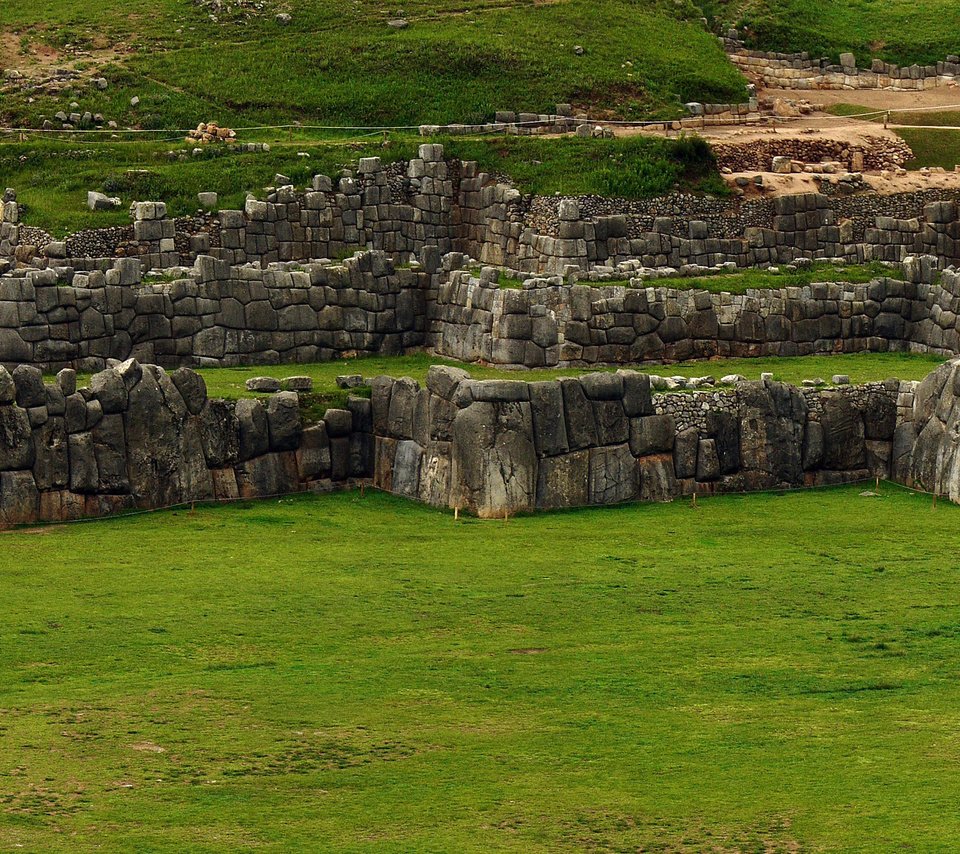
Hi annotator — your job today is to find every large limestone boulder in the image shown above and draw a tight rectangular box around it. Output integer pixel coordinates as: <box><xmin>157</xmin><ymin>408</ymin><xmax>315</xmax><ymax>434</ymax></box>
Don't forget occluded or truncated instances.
<box><xmin>450</xmin><ymin>400</ymin><xmax>536</xmax><ymax>516</ymax></box>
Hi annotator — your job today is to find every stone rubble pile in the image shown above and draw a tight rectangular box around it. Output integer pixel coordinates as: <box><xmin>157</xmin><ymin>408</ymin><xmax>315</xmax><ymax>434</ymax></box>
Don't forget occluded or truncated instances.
<box><xmin>186</xmin><ymin>122</ymin><xmax>238</xmax><ymax>144</ymax></box>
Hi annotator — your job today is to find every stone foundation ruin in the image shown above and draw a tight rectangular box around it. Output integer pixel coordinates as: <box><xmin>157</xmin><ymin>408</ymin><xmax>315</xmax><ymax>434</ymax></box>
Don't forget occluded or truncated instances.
<box><xmin>4</xmin><ymin>146</ymin><xmax>960</xmax><ymax>521</ymax></box>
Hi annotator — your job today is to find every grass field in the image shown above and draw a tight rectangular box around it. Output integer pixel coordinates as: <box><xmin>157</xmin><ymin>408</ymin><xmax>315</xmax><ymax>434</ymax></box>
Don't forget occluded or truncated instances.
<box><xmin>0</xmin><ymin>136</ymin><xmax>724</xmax><ymax>237</ymax></box>
<box><xmin>1</xmin><ymin>484</ymin><xmax>959</xmax><ymax>850</ymax></box>
<box><xmin>0</xmin><ymin>0</ymin><xmax>747</xmax><ymax>131</ymax></box>
<box><xmin>715</xmin><ymin>0</ymin><xmax>960</xmax><ymax>65</ymax></box>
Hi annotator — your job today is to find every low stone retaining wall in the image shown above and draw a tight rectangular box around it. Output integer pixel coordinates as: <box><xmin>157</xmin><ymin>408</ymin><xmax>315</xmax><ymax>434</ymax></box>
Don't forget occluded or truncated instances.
<box><xmin>724</xmin><ymin>34</ymin><xmax>960</xmax><ymax>91</ymax></box>
<box><xmin>0</xmin><ymin>252</ymin><xmax>433</xmax><ymax>372</ymax></box>
<box><xmin>3</xmin><ymin>247</ymin><xmax>960</xmax><ymax>374</ymax></box>
<box><xmin>9</xmin><ymin>151</ymin><xmax>960</xmax><ymax>280</ymax></box>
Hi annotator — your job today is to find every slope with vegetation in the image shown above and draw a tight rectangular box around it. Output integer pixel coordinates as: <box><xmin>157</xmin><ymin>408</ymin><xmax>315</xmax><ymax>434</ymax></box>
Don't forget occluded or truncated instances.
<box><xmin>1</xmin><ymin>135</ymin><xmax>725</xmax><ymax>236</ymax></box>
<box><xmin>712</xmin><ymin>0</ymin><xmax>960</xmax><ymax>66</ymax></box>
<box><xmin>0</xmin><ymin>0</ymin><xmax>747</xmax><ymax>130</ymax></box>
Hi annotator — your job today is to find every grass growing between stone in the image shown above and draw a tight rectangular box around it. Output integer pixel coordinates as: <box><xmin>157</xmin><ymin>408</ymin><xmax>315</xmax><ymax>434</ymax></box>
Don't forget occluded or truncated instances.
<box><xmin>675</xmin><ymin>260</ymin><xmax>895</xmax><ymax>294</ymax></box>
<box><xmin>2</xmin><ymin>484</ymin><xmax>960</xmax><ymax>850</ymax></box>
<box><xmin>177</xmin><ymin>351</ymin><xmax>946</xmax><ymax>401</ymax></box>
<box><xmin>0</xmin><ymin>136</ymin><xmax>725</xmax><ymax>237</ymax></box>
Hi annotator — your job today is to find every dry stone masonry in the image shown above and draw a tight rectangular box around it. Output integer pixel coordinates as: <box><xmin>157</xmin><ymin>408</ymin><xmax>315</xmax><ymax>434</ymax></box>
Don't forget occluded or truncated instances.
<box><xmin>0</xmin><ymin>359</ymin><xmax>373</xmax><ymax>525</ymax></box>
<box><xmin>0</xmin><ymin>359</ymin><xmax>921</xmax><ymax>523</ymax></box>
<box><xmin>724</xmin><ymin>31</ymin><xmax>960</xmax><ymax>91</ymax></box>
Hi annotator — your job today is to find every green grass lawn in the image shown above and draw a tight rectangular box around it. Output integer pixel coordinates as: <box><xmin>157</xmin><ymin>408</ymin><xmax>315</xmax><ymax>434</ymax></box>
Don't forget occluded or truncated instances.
<box><xmin>0</xmin><ymin>136</ymin><xmax>724</xmax><ymax>236</ymax></box>
<box><xmin>899</xmin><ymin>128</ymin><xmax>960</xmax><ymax>172</ymax></box>
<box><xmin>2</xmin><ymin>484</ymin><xmax>960</xmax><ymax>850</ymax></box>
<box><xmin>0</xmin><ymin>0</ymin><xmax>746</xmax><ymax>131</ymax></box>
<box><xmin>824</xmin><ymin>106</ymin><xmax>960</xmax><ymax>170</ymax></box>
<box><xmin>715</xmin><ymin>0</ymin><xmax>960</xmax><ymax>66</ymax></box>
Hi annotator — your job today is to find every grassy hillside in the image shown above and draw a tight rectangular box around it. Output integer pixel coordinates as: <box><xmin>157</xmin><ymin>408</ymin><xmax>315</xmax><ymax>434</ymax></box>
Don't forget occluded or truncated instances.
<box><xmin>715</xmin><ymin>0</ymin><xmax>960</xmax><ymax>66</ymax></box>
<box><xmin>0</xmin><ymin>136</ymin><xmax>725</xmax><ymax>236</ymax></box>
<box><xmin>0</xmin><ymin>0</ymin><xmax>747</xmax><ymax>130</ymax></box>
<box><xmin>2</xmin><ymin>485</ymin><xmax>960</xmax><ymax>850</ymax></box>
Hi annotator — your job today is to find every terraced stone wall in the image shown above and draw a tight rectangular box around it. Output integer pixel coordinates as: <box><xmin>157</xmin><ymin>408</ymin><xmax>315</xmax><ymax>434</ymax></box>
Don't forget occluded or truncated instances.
<box><xmin>0</xmin><ymin>359</ymin><xmax>938</xmax><ymax>523</ymax></box>
<box><xmin>430</xmin><ymin>257</ymin><xmax>960</xmax><ymax>368</ymax></box>
<box><xmin>0</xmin><ymin>252</ymin><xmax>433</xmax><ymax>372</ymax></box>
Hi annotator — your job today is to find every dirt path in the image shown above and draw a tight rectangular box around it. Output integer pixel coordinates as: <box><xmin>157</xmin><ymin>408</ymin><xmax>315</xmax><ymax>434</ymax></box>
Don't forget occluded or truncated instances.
<box><xmin>762</xmin><ymin>87</ymin><xmax>960</xmax><ymax>112</ymax></box>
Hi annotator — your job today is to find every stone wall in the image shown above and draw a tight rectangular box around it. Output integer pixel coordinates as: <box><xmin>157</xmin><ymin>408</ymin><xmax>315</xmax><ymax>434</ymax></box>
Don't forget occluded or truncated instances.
<box><xmin>24</xmin><ymin>146</ymin><xmax>454</xmax><ymax>272</ymax></box>
<box><xmin>724</xmin><ymin>35</ymin><xmax>960</xmax><ymax>91</ymax></box>
<box><xmin>0</xmin><ymin>190</ymin><xmax>18</xmax><ymax>262</ymax></box>
<box><xmin>10</xmin><ymin>154</ymin><xmax>960</xmax><ymax>281</ymax></box>
<box><xmin>454</xmin><ymin>191</ymin><xmax>960</xmax><ymax>275</ymax></box>
<box><xmin>371</xmin><ymin>365</ymin><xmax>902</xmax><ymax>517</ymax></box>
<box><xmin>5</xmin><ymin>246</ymin><xmax>960</xmax><ymax>375</ymax></box>
<box><xmin>0</xmin><ymin>356</ymin><xmax>950</xmax><ymax>524</ymax></box>
<box><xmin>0</xmin><ymin>359</ymin><xmax>373</xmax><ymax>524</ymax></box>
<box><xmin>710</xmin><ymin>136</ymin><xmax>912</xmax><ymax>174</ymax></box>
<box><xmin>430</xmin><ymin>257</ymin><xmax>960</xmax><ymax>368</ymax></box>
<box><xmin>0</xmin><ymin>251</ymin><xmax>434</xmax><ymax>372</ymax></box>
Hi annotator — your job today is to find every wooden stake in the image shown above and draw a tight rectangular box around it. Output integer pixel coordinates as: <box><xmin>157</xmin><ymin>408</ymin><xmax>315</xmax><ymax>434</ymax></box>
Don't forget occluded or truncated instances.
<box><xmin>454</xmin><ymin>506</ymin><xmax>459</xmax><ymax>521</ymax></box>
<box><xmin>692</xmin><ymin>492</ymin><xmax>697</xmax><ymax>508</ymax></box>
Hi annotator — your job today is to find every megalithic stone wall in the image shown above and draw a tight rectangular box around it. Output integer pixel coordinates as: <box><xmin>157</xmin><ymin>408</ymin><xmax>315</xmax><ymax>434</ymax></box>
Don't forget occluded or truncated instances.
<box><xmin>370</xmin><ymin>366</ymin><xmax>906</xmax><ymax>517</ymax></box>
<box><xmin>0</xmin><ymin>359</ymin><xmax>950</xmax><ymax>525</ymax></box>
<box><xmin>0</xmin><ymin>360</ymin><xmax>374</xmax><ymax>525</ymax></box>
<box><xmin>0</xmin><ymin>251</ymin><xmax>437</xmax><ymax>372</ymax></box>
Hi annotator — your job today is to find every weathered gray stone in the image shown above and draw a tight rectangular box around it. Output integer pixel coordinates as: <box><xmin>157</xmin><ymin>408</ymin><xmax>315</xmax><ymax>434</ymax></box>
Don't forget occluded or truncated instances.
<box><xmin>266</xmin><ymin>391</ymin><xmax>302</xmax><ymax>451</ymax></box>
<box><xmin>323</xmin><ymin>408</ymin><xmax>353</xmax><ymax>437</ymax></box>
<box><xmin>13</xmin><ymin>365</ymin><xmax>45</xmax><ymax>409</ymax></box>
<box><xmin>199</xmin><ymin>399</ymin><xmax>241</xmax><ymax>467</ymax></box>
<box><xmin>451</xmin><ymin>400</ymin><xmax>535</xmax><ymax>516</ymax></box>
<box><xmin>170</xmin><ymin>368</ymin><xmax>208</xmax><ymax>415</ymax></box>
<box><xmin>236</xmin><ymin>398</ymin><xmax>270</xmax><ymax>461</ymax></box>
<box><xmin>820</xmin><ymin>393</ymin><xmax>866</xmax><ymax>470</ymax></box>
<box><xmin>673</xmin><ymin>427</ymin><xmax>700</xmax><ymax>479</ymax></box>
<box><xmin>588</xmin><ymin>444</ymin><xmax>637</xmax><ymax>504</ymax></box>
<box><xmin>32</xmin><ymin>417</ymin><xmax>68</xmax><ymax>490</ymax></box>
<box><xmin>528</xmin><ymin>381</ymin><xmax>568</xmax><ymax>457</ymax></box>
<box><xmin>560</xmin><ymin>377</ymin><xmax>598</xmax><ymax>450</ymax></box>
<box><xmin>0</xmin><ymin>367</ymin><xmax>15</xmax><ymax>405</ymax></box>
<box><xmin>90</xmin><ymin>368</ymin><xmax>128</xmax><ymax>414</ymax></box>
<box><xmin>0</xmin><ymin>405</ymin><xmax>34</xmax><ymax>471</ymax></box>
<box><xmin>296</xmin><ymin>423</ymin><xmax>331</xmax><ymax>480</ymax></box>
<box><xmin>638</xmin><ymin>454</ymin><xmax>677</xmax><ymax>502</ymax></box>
<box><xmin>629</xmin><ymin>414</ymin><xmax>675</xmax><ymax>456</ymax></box>
<box><xmin>68</xmin><ymin>432</ymin><xmax>98</xmax><ymax>493</ymax></box>
<box><xmin>696</xmin><ymin>439</ymin><xmax>721</xmax><ymax>481</ymax></box>
<box><xmin>0</xmin><ymin>470</ymin><xmax>39</xmax><ymax>524</ymax></box>
<box><xmin>536</xmin><ymin>449</ymin><xmax>589</xmax><ymax>510</ymax></box>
